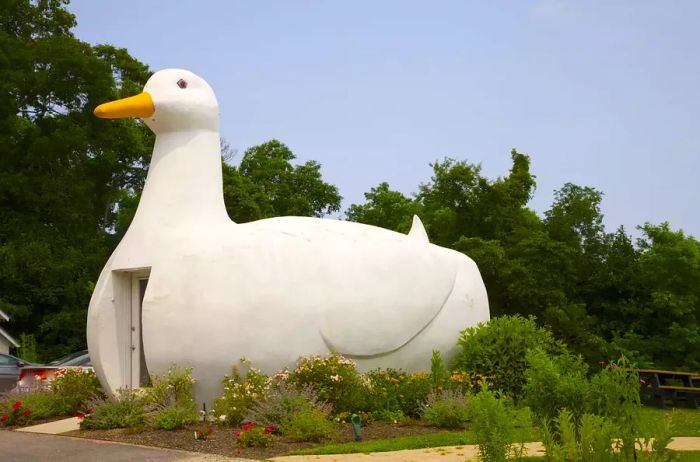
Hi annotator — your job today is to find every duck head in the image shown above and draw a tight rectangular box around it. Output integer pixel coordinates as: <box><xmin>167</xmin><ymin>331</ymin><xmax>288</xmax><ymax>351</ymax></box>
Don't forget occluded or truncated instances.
<box><xmin>94</xmin><ymin>69</ymin><xmax>219</xmax><ymax>134</ymax></box>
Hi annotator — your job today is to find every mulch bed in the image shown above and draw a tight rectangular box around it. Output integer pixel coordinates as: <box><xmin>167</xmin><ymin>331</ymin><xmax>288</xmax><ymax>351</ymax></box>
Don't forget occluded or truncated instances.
<box><xmin>64</xmin><ymin>420</ymin><xmax>452</xmax><ymax>460</ymax></box>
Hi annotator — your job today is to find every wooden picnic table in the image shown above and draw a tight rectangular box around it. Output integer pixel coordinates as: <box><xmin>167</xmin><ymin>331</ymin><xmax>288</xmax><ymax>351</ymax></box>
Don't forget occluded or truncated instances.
<box><xmin>636</xmin><ymin>369</ymin><xmax>699</xmax><ymax>409</ymax></box>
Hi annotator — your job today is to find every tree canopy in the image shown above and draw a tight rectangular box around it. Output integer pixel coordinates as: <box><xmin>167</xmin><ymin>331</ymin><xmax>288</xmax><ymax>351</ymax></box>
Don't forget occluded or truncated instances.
<box><xmin>2</xmin><ymin>1</ymin><xmax>698</xmax><ymax>371</ymax></box>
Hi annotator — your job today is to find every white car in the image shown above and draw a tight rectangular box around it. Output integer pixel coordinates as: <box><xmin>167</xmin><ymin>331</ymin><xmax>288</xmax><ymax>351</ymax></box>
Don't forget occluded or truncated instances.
<box><xmin>17</xmin><ymin>350</ymin><xmax>93</xmax><ymax>391</ymax></box>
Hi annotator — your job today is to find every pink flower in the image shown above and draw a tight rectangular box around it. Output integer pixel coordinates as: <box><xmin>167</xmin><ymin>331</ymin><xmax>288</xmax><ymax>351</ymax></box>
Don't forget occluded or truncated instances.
<box><xmin>242</xmin><ymin>421</ymin><xmax>255</xmax><ymax>431</ymax></box>
<box><xmin>235</xmin><ymin>431</ymin><xmax>241</xmax><ymax>438</ymax></box>
<box><xmin>207</xmin><ymin>427</ymin><xmax>213</xmax><ymax>434</ymax></box>
<box><xmin>12</xmin><ymin>401</ymin><xmax>22</xmax><ymax>410</ymax></box>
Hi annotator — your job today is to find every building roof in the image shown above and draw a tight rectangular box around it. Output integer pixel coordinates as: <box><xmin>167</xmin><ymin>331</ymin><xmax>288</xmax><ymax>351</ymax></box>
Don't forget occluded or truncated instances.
<box><xmin>0</xmin><ymin>310</ymin><xmax>19</xmax><ymax>347</ymax></box>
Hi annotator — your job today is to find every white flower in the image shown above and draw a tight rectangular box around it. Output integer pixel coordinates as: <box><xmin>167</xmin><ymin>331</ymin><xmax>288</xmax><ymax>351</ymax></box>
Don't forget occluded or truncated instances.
<box><xmin>330</xmin><ymin>374</ymin><xmax>342</xmax><ymax>382</ymax></box>
<box><xmin>219</xmin><ymin>414</ymin><xmax>226</xmax><ymax>421</ymax></box>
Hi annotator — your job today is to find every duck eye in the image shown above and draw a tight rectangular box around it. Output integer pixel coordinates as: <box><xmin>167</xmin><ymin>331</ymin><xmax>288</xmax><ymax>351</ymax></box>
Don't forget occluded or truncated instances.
<box><xmin>177</xmin><ymin>79</ymin><xmax>188</xmax><ymax>89</ymax></box>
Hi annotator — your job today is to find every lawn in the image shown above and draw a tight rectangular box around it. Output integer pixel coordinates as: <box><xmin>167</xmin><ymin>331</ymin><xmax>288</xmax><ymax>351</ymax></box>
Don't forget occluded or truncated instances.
<box><xmin>291</xmin><ymin>406</ymin><xmax>700</xmax><ymax>456</ymax></box>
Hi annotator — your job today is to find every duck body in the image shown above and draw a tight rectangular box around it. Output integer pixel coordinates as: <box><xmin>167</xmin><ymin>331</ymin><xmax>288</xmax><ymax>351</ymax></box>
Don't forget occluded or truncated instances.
<box><xmin>86</xmin><ymin>69</ymin><xmax>489</xmax><ymax>407</ymax></box>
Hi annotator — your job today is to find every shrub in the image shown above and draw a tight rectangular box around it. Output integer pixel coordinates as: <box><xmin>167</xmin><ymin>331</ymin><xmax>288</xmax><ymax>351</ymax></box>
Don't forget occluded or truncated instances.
<box><xmin>80</xmin><ymin>390</ymin><xmax>145</xmax><ymax>430</ymax></box>
<box><xmin>235</xmin><ymin>422</ymin><xmax>276</xmax><ymax>448</ymax></box>
<box><xmin>421</xmin><ymin>389</ymin><xmax>470</xmax><ymax>429</ymax></box>
<box><xmin>143</xmin><ymin>365</ymin><xmax>195</xmax><ymax>407</ymax></box>
<box><xmin>369</xmin><ymin>408</ymin><xmax>407</xmax><ymax>423</ymax></box>
<box><xmin>452</xmin><ymin>315</ymin><xmax>565</xmax><ymax>400</ymax></box>
<box><xmin>589</xmin><ymin>358</ymin><xmax>642</xmax><ymax>459</ymax></box>
<box><xmin>469</xmin><ymin>385</ymin><xmax>530</xmax><ymax>462</ymax></box>
<box><xmin>542</xmin><ymin>409</ymin><xmax>617</xmax><ymax>461</ymax></box>
<box><xmin>522</xmin><ymin>349</ymin><xmax>591</xmax><ymax>424</ymax></box>
<box><xmin>365</xmin><ymin>369</ymin><xmax>431</xmax><ymax>418</ymax></box>
<box><xmin>153</xmin><ymin>403</ymin><xmax>199</xmax><ymax>430</ymax></box>
<box><xmin>280</xmin><ymin>406</ymin><xmax>336</xmax><ymax>442</ymax></box>
<box><xmin>1</xmin><ymin>390</ymin><xmax>61</xmax><ymax>424</ymax></box>
<box><xmin>287</xmin><ymin>353</ymin><xmax>366</xmax><ymax>414</ymax></box>
<box><xmin>0</xmin><ymin>399</ymin><xmax>37</xmax><ymax>426</ymax></box>
<box><xmin>246</xmin><ymin>381</ymin><xmax>331</xmax><ymax>428</ymax></box>
<box><xmin>213</xmin><ymin>358</ymin><xmax>268</xmax><ymax>427</ymax></box>
<box><xmin>51</xmin><ymin>369</ymin><xmax>103</xmax><ymax>414</ymax></box>
<box><xmin>429</xmin><ymin>350</ymin><xmax>450</xmax><ymax>391</ymax></box>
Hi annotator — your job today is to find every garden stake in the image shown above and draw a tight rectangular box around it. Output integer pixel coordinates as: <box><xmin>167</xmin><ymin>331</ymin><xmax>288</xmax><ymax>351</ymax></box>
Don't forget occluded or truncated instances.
<box><xmin>350</xmin><ymin>413</ymin><xmax>362</xmax><ymax>441</ymax></box>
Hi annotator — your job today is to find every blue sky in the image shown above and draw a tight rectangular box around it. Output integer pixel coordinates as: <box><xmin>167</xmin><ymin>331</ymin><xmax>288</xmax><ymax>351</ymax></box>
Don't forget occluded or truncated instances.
<box><xmin>68</xmin><ymin>0</ymin><xmax>700</xmax><ymax>238</ymax></box>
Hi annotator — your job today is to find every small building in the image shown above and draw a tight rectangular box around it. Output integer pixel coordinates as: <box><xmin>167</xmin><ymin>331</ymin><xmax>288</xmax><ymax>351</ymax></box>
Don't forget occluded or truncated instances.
<box><xmin>0</xmin><ymin>310</ymin><xmax>19</xmax><ymax>355</ymax></box>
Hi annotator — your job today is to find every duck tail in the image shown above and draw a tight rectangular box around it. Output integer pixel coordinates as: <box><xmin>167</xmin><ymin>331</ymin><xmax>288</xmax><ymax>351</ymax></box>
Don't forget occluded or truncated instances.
<box><xmin>407</xmin><ymin>215</ymin><xmax>429</xmax><ymax>243</ymax></box>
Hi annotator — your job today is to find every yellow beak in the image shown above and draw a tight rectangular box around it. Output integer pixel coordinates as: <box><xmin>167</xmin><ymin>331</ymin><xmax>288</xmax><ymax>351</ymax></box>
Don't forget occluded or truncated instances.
<box><xmin>94</xmin><ymin>92</ymin><xmax>155</xmax><ymax>119</ymax></box>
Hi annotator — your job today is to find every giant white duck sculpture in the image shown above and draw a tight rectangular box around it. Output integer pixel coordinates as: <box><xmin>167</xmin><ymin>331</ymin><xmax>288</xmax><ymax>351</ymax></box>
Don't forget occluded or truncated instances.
<box><xmin>87</xmin><ymin>69</ymin><xmax>490</xmax><ymax>406</ymax></box>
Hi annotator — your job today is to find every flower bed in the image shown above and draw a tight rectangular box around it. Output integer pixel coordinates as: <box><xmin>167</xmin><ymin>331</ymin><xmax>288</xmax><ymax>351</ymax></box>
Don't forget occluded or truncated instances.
<box><xmin>64</xmin><ymin>419</ymin><xmax>453</xmax><ymax>460</ymax></box>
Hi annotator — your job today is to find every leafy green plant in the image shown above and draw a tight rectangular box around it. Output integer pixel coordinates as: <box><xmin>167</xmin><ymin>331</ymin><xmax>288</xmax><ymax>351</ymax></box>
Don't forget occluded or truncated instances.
<box><xmin>0</xmin><ymin>399</ymin><xmax>36</xmax><ymax>426</ymax></box>
<box><xmin>235</xmin><ymin>422</ymin><xmax>276</xmax><ymax>447</ymax></box>
<box><xmin>0</xmin><ymin>390</ymin><xmax>62</xmax><ymax>424</ymax></box>
<box><xmin>522</xmin><ymin>349</ymin><xmax>590</xmax><ymax>424</ymax></box>
<box><xmin>51</xmin><ymin>368</ymin><xmax>103</xmax><ymax>414</ymax></box>
<box><xmin>469</xmin><ymin>385</ymin><xmax>530</xmax><ymax>462</ymax></box>
<box><xmin>213</xmin><ymin>358</ymin><xmax>268</xmax><ymax>427</ymax></box>
<box><xmin>453</xmin><ymin>315</ymin><xmax>565</xmax><ymax>400</ymax></box>
<box><xmin>287</xmin><ymin>353</ymin><xmax>367</xmax><ymax>414</ymax></box>
<box><xmin>152</xmin><ymin>403</ymin><xmax>199</xmax><ymax>430</ymax></box>
<box><xmin>80</xmin><ymin>390</ymin><xmax>145</xmax><ymax>430</ymax></box>
<box><xmin>542</xmin><ymin>410</ymin><xmax>617</xmax><ymax>461</ymax></box>
<box><xmin>143</xmin><ymin>365</ymin><xmax>195</xmax><ymax>407</ymax></box>
<box><xmin>429</xmin><ymin>350</ymin><xmax>450</xmax><ymax>391</ymax></box>
<box><xmin>589</xmin><ymin>357</ymin><xmax>641</xmax><ymax>459</ymax></box>
<box><xmin>246</xmin><ymin>381</ymin><xmax>331</xmax><ymax>428</ymax></box>
<box><xmin>365</xmin><ymin>369</ymin><xmax>431</xmax><ymax>418</ymax></box>
<box><xmin>369</xmin><ymin>408</ymin><xmax>408</xmax><ymax>423</ymax></box>
<box><xmin>421</xmin><ymin>388</ymin><xmax>470</xmax><ymax>429</ymax></box>
<box><xmin>280</xmin><ymin>406</ymin><xmax>337</xmax><ymax>442</ymax></box>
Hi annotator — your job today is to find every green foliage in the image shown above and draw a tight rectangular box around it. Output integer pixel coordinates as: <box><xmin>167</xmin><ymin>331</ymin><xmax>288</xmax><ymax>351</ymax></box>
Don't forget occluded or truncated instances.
<box><xmin>453</xmin><ymin>315</ymin><xmax>565</xmax><ymax>399</ymax></box>
<box><xmin>280</xmin><ymin>406</ymin><xmax>337</xmax><ymax>442</ymax></box>
<box><xmin>429</xmin><ymin>350</ymin><xmax>450</xmax><ymax>392</ymax></box>
<box><xmin>346</xmin><ymin>182</ymin><xmax>421</xmax><ymax>232</ymax></box>
<box><xmin>589</xmin><ymin>359</ymin><xmax>641</xmax><ymax>459</ymax></box>
<box><xmin>421</xmin><ymin>389</ymin><xmax>470</xmax><ymax>429</ymax></box>
<box><xmin>236</xmin><ymin>423</ymin><xmax>276</xmax><ymax>447</ymax></box>
<box><xmin>152</xmin><ymin>403</ymin><xmax>199</xmax><ymax>430</ymax></box>
<box><xmin>364</xmin><ymin>369</ymin><xmax>431</xmax><ymax>418</ymax></box>
<box><xmin>223</xmin><ymin>140</ymin><xmax>341</xmax><ymax>223</ymax></box>
<box><xmin>51</xmin><ymin>369</ymin><xmax>103</xmax><ymax>414</ymax></box>
<box><xmin>80</xmin><ymin>390</ymin><xmax>145</xmax><ymax>430</ymax></box>
<box><xmin>0</xmin><ymin>399</ymin><xmax>34</xmax><ymax>426</ymax></box>
<box><xmin>522</xmin><ymin>349</ymin><xmax>590</xmax><ymax>424</ymax></box>
<box><xmin>0</xmin><ymin>0</ymin><xmax>153</xmax><ymax>360</ymax></box>
<box><xmin>246</xmin><ymin>381</ymin><xmax>332</xmax><ymax>429</ymax></box>
<box><xmin>468</xmin><ymin>385</ymin><xmax>530</xmax><ymax>462</ymax></box>
<box><xmin>287</xmin><ymin>353</ymin><xmax>367</xmax><ymax>415</ymax></box>
<box><xmin>17</xmin><ymin>334</ymin><xmax>39</xmax><ymax>363</ymax></box>
<box><xmin>213</xmin><ymin>358</ymin><xmax>269</xmax><ymax>427</ymax></box>
<box><xmin>368</xmin><ymin>408</ymin><xmax>408</xmax><ymax>423</ymax></box>
<box><xmin>542</xmin><ymin>410</ymin><xmax>617</xmax><ymax>462</ymax></box>
<box><xmin>143</xmin><ymin>365</ymin><xmax>195</xmax><ymax>407</ymax></box>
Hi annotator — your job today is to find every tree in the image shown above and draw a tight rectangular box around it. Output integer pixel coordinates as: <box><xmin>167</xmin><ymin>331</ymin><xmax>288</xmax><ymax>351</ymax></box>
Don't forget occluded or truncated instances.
<box><xmin>0</xmin><ymin>0</ymin><xmax>153</xmax><ymax>359</ymax></box>
<box><xmin>223</xmin><ymin>140</ymin><xmax>341</xmax><ymax>222</ymax></box>
<box><xmin>346</xmin><ymin>182</ymin><xmax>420</xmax><ymax>232</ymax></box>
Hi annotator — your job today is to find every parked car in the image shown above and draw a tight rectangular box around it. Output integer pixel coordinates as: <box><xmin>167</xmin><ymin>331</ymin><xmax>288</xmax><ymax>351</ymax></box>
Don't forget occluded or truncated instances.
<box><xmin>16</xmin><ymin>350</ymin><xmax>93</xmax><ymax>391</ymax></box>
<box><xmin>0</xmin><ymin>353</ymin><xmax>36</xmax><ymax>393</ymax></box>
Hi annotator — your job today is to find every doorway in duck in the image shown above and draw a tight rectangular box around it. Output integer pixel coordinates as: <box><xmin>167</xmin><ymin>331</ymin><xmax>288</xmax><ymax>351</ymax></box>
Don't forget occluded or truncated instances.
<box><xmin>131</xmin><ymin>271</ymin><xmax>151</xmax><ymax>387</ymax></box>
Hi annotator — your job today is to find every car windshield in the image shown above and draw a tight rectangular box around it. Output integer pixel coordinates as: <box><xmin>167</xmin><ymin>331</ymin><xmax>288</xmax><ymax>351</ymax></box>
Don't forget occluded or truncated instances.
<box><xmin>48</xmin><ymin>350</ymin><xmax>88</xmax><ymax>366</ymax></box>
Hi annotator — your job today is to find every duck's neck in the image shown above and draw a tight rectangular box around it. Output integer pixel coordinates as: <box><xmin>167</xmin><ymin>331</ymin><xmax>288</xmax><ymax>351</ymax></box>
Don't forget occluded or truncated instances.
<box><xmin>131</xmin><ymin>129</ymin><xmax>230</xmax><ymax>230</ymax></box>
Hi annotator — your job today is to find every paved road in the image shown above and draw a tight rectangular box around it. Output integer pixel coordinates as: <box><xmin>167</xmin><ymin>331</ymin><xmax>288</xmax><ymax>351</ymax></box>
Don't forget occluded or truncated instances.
<box><xmin>0</xmin><ymin>432</ymin><xmax>249</xmax><ymax>462</ymax></box>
